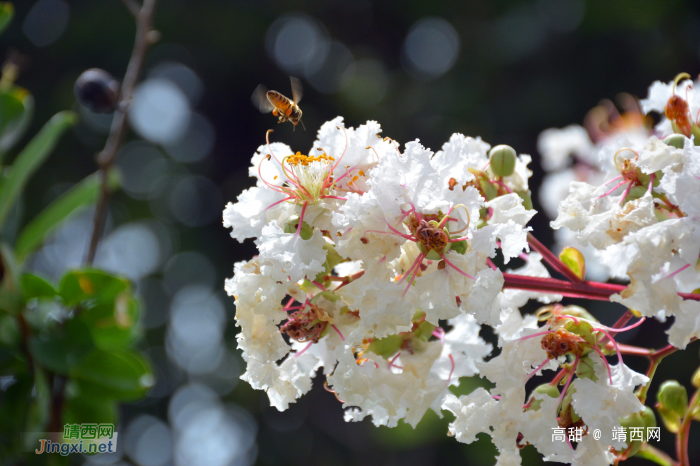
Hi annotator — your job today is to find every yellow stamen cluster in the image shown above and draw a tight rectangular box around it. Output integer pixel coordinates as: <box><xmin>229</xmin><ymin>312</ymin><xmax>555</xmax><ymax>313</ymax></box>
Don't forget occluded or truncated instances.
<box><xmin>287</xmin><ymin>151</ymin><xmax>335</xmax><ymax>166</ymax></box>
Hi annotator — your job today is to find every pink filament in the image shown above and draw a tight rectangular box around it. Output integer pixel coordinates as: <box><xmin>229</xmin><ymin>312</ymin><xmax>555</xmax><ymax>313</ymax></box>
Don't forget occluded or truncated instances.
<box><xmin>661</xmin><ymin>263</ymin><xmax>691</xmax><ymax>281</ymax></box>
<box><xmin>516</xmin><ymin>329</ymin><xmax>553</xmax><ymax>342</ymax></box>
<box><xmin>558</xmin><ymin>315</ymin><xmax>580</xmax><ymax>325</ymax></box>
<box><xmin>526</xmin><ymin>358</ymin><xmax>551</xmax><ymax>382</ymax></box>
<box><xmin>388</xmin><ymin>352</ymin><xmax>402</xmax><ymax>369</ymax></box>
<box><xmin>323</xmin><ymin>195</ymin><xmax>348</xmax><ymax>201</ymax></box>
<box><xmin>433</xmin><ymin>327</ymin><xmax>446</xmax><ymax>344</ymax></box>
<box><xmin>266</xmin><ymin>196</ymin><xmax>293</xmax><ymax>211</ymax></box>
<box><xmin>312</xmin><ymin>281</ymin><xmax>327</xmax><ymax>292</ymax></box>
<box><xmin>439</xmin><ymin>253</ymin><xmax>476</xmax><ymax>280</ymax></box>
<box><xmin>447</xmin><ymin>354</ymin><xmax>455</xmax><ymax>385</ymax></box>
<box><xmin>330</xmin><ymin>324</ymin><xmax>345</xmax><ymax>341</ymax></box>
<box><xmin>294</xmin><ymin>341</ymin><xmax>313</xmax><ymax>358</ymax></box>
<box><xmin>596</xmin><ymin>180</ymin><xmax>626</xmax><ymax>199</ymax></box>
<box><xmin>558</xmin><ymin>355</ymin><xmax>579</xmax><ymax>407</ymax></box>
<box><xmin>295</xmin><ymin>202</ymin><xmax>308</xmax><ymax>238</ymax></box>
<box><xmin>490</xmin><ymin>179</ymin><xmax>514</xmax><ymax>193</ymax></box>
<box><xmin>603</xmin><ymin>174</ymin><xmax>623</xmax><ymax>186</ymax></box>
<box><xmin>618</xmin><ymin>181</ymin><xmax>633</xmax><ymax>205</ymax></box>
<box><xmin>646</xmin><ymin>173</ymin><xmax>655</xmax><ymax>195</ymax></box>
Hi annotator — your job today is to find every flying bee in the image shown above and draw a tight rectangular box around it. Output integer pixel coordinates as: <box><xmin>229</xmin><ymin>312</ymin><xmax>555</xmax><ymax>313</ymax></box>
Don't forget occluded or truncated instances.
<box><xmin>252</xmin><ymin>76</ymin><xmax>305</xmax><ymax>130</ymax></box>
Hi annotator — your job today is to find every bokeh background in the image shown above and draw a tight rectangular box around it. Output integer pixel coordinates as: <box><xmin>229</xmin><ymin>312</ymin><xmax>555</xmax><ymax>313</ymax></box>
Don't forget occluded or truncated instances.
<box><xmin>3</xmin><ymin>0</ymin><xmax>700</xmax><ymax>465</ymax></box>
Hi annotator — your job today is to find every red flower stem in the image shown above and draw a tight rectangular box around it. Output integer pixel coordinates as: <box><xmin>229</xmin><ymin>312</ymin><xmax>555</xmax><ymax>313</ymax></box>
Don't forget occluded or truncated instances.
<box><xmin>613</xmin><ymin>343</ymin><xmax>651</xmax><ymax>358</ymax></box>
<box><xmin>501</xmin><ymin>273</ymin><xmax>700</xmax><ymax>302</ymax></box>
<box><xmin>527</xmin><ymin>233</ymin><xmax>583</xmax><ymax>283</ymax></box>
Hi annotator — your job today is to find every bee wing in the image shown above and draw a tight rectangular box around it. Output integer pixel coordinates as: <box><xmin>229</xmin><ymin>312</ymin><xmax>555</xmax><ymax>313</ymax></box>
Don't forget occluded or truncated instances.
<box><xmin>290</xmin><ymin>76</ymin><xmax>303</xmax><ymax>105</ymax></box>
<box><xmin>252</xmin><ymin>84</ymin><xmax>274</xmax><ymax>113</ymax></box>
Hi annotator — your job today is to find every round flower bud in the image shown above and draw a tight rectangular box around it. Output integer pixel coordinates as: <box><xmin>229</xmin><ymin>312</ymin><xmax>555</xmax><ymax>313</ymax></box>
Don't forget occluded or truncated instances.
<box><xmin>657</xmin><ymin>380</ymin><xmax>688</xmax><ymax>418</ymax></box>
<box><xmin>692</xmin><ymin>366</ymin><xmax>700</xmax><ymax>388</ymax></box>
<box><xmin>641</xmin><ymin>406</ymin><xmax>657</xmax><ymax>430</ymax></box>
<box><xmin>74</xmin><ymin>68</ymin><xmax>120</xmax><ymax>114</ymax></box>
<box><xmin>489</xmin><ymin>145</ymin><xmax>517</xmax><ymax>177</ymax></box>
<box><xmin>663</xmin><ymin>134</ymin><xmax>687</xmax><ymax>149</ymax></box>
<box><xmin>618</xmin><ymin>411</ymin><xmax>646</xmax><ymax>456</ymax></box>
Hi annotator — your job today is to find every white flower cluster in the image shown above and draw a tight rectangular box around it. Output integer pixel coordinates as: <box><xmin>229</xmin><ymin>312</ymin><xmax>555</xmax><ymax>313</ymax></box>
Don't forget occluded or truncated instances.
<box><xmin>224</xmin><ymin>73</ymin><xmax>700</xmax><ymax>466</ymax></box>
<box><xmin>550</xmin><ymin>74</ymin><xmax>700</xmax><ymax>349</ymax></box>
<box><xmin>224</xmin><ymin>117</ymin><xmax>541</xmax><ymax>427</ymax></box>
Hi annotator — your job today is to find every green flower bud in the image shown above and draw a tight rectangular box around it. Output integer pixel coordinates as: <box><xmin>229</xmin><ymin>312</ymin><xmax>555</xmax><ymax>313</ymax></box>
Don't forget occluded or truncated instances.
<box><xmin>515</xmin><ymin>189</ymin><xmax>533</xmax><ymax>210</ymax></box>
<box><xmin>489</xmin><ymin>145</ymin><xmax>517</xmax><ymax>177</ymax></box>
<box><xmin>641</xmin><ymin>406</ymin><xmax>657</xmax><ymax>430</ymax></box>
<box><xmin>619</xmin><ymin>411</ymin><xmax>646</xmax><ymax>456</ymax></box>
<box><xmin>693</xmin><ymin>367</ymin><xmax>700</xmax><ymax>389</ymax></box>
<box><xmin>657</xmin><ymin>380</ymin><xmax>688</xmax><ymax>418</ymax></box>
<box><xmin>283</xmin><ymin>216</ymin><xmax>313</xmax><ymax>240</ymax></box>
<box><xmin>663</xmin><ymin>134</ymin><xmax>687</xmax><ymax>149</ymax></box>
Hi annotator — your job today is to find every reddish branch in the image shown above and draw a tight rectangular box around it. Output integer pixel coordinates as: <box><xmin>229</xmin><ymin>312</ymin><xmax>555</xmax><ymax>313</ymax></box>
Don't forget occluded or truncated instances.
<box><xmin>527</xmin><ymin>233</ymin><xmax>584</xmax><ymax>283</ymax></box>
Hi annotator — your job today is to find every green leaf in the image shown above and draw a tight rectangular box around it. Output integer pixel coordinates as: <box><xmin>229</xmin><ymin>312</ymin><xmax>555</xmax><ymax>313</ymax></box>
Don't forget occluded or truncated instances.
<box><xmin>0</xmin><ymin>87</ymin><xmax>32</xmax><ymax>157</ymax></box>
<box><xmin>79</xmin><ymin>293</ymin><xmax>141</xmax><ymax>350</ymax></box>
<box><xmin>0</xmin><ymin>111</ymin><xmax>76</xmax><ymax>227</ymax></box>
<box><xmin>28</xmin><ymin>319</ymin><xmax>94</xmax><ymax>375</ymax></box>
<box><xmin>25</xmin><ymin>367</ymin><xmax>50</xmax><ymax>432</ymax></box>
<box><xmin>15</xmin><ymin>171</ymin><xmax>119</xmax><ymax>263</ymax></box>
<box><xmin>63</xmin><ymin>393</ymin><xmax>116</xmax><ymax>425</ymax></box>
<box><xmin>20</xmin><ymin>273</ymin><xmax>57</xmax><ymax>301</ymax></box>
<box><xmin>71</xmin><ymin>348</ymin><xmax>154</xmax><ymax>401</ymax></box>
<box><xmin>0</xmin><ymin>3</ymin><xmax>13</xmax><ymax>36</ymax></box>
<box><xmin>59</xmin><ymin>269</ymin><xmax>130</xmax><ymax>307</ymax></box>
<box><xmin>559</xmin><ymin>246</ymin><xmax>586</xmax><ymax>281</ymax></box>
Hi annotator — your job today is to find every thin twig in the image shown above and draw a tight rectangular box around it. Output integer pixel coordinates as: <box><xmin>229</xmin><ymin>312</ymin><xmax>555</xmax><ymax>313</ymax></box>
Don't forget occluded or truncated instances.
<box><xmin>47</xmin><ymin>0</ymin><xmax>158</xmax><ymax>433</ymax></box>
<box><xmin>85</xmin><ymin>0</ymin><xmax>157</xmax><ymax>265</ymax></box>
<box><xmin>527</xmin><ymin>233</ymin><xmax>584</xmax><ymax>283</ymax></box>
<box><xmin>121</xmin><ymin>0</ymin><xmax>141</xmax><ymax>17</ymax></box>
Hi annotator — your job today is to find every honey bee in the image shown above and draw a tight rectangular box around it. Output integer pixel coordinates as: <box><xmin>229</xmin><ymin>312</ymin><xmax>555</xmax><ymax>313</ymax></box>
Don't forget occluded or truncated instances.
<box><xmin>252</xmin><ymin>76</ymin><xmax>305</xmax><ymax>130</ymax></box>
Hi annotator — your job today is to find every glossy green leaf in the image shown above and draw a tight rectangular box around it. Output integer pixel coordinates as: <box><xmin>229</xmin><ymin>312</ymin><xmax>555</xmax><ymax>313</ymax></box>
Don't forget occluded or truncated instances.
<box><xmin>0</xmin><ymin>3</ymin><xmax>13</xmax><ymax>36</ymax></box>
<box><xmin>0</xmin><ymin>111</ymin><xmax>76</xmax><ymax>227</ymax></box>
<box><xmin>15</xmin><ymin>171</ymin><xmax>119</xmax><ymax>263</ymax></box>
<box><xmin>28</xmin><ymin>319</ymin><xmax>94</xmax><ymax>375</ymax></box>
<box><xmin>80</xmin><ymin>293</ymin><xmax>141</xmax><ymax>350</ymax></box>
<box><xmin>71</xmin><ymin>348</ymin><xmax>154</xmax><ymax>401</ymax></box>
<box><xmin>559</xmin><ymin>246</ymin><xmax>586</xmax><ymax>281</ymax></box>
<box><xmin>20</xmin><ymin>273</ymin><xmax>57</xmax><ymax>301</ymax></box>
<box><xmin>0</xmin><ymin>86</ymin><xmax>33</xmax><ymax>158</ymax></box>
<box><xmin>59</xmin><ymin>269</ymin><xmax>130</xmax><ymax>307</ymax></box>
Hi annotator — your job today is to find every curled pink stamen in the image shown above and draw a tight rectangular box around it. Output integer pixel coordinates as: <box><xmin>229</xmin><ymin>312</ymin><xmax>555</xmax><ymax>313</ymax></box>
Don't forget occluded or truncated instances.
<box><xmin>558</xmin><ymin>315</ymin><xmax>580</xmax><ymax>325</ymax></box>
<box><xmin>594</xmin><ymin>328</ymin><xmax>623</xmax><ymax>366</ymax></box>
<box><xmin>447</xmin><ymin>354</ymin><xmax>455</xmax><ymax>385</ymax></box>
<box><xmin>594</xmin><ymin>318</ymin><xmax>645</xmax><ymax>333</ymax></box>
<box><xmin>433</xmin><ymin>327</ymin><xmax>446</xmax><ymax>344</ymax></box>
<box><xmin>646</xmin><ymin>173</ymin><xmax>655</xmax><ymax>195</ymax></box>
<box><xmin>589</xmin><ymin>344</ymin><xmax>613</xmax><ymax>385</ymax></box>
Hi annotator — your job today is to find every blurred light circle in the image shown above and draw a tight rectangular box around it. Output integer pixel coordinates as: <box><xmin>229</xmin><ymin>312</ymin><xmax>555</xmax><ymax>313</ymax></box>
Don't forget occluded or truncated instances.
<box><xmin>130</xmin><ymin>79</ymin><xmax>191</xmax><ymax>144</ymax></box>
<box><xmin>342</xmin><ymin>59</ymin><xmax>388</xmax><ymax>108</ymax></box>
<box><xmin>117</xmin><ymin>141</ymin><xmax>170</xmax><ymax>200</ymax></box>
<box><xmin>124</xmin><ymin>415</ymin><xmax>173</xmax><ymax>466</ymax></box>
<box><xmin>174</xmin><ymin>406</ymin><xmax>255</xmax><ymax>466</ymax></box>
<box><xmin>266</xmin><ymin>14</ymin><xmax>329</xmax><ymax>75</ymax></box>
<box><xmin>537</xmin><ymin>0</ymin><xmax>585</xmax><ymax>33</ymax></box>
<box><xmin>189</xmin><ymin>349</ymin><xmax>240</xmax><ymax>396</ymax></box>
<box><xmin>306</xmin><ymin>41</ymin><xmax>355</xmax><ymax>94</ymax></box>
<box><xmin>402</xmin><ymin>18</ymin><xmax>460</xmax><ymax>80</ymax></box>
<box><xmin>96</xmin><ymin>222</ymin><xmax>162</xmax><ymax>281</ymax></box>
<box><xmin>169</xmin><ymin>175</ymin><xmax>223</xmax><ymax>227</ymax></box>
<box><xmin>149</xmin><ymin>61</ymin><xmax>204</xmax><ymax>106</ymax></box>
<box><xmin>164</xmin><ymin>113</ymin><xmax>216</xmax><ymax>163</ymax></box>
<box><xmin>169</xmin><ymin>383</ymin><xmax>220</xmax><ymax>430</ymax></box>
<box><xmin>22</xmin><ymin>0</ymin><xmax>70</xmax><ymax>48</ymax></box>
<box><xmin>164</xmin><ymin>251</ymin><xmax>217</xmax><ymax>293</ymax></box>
